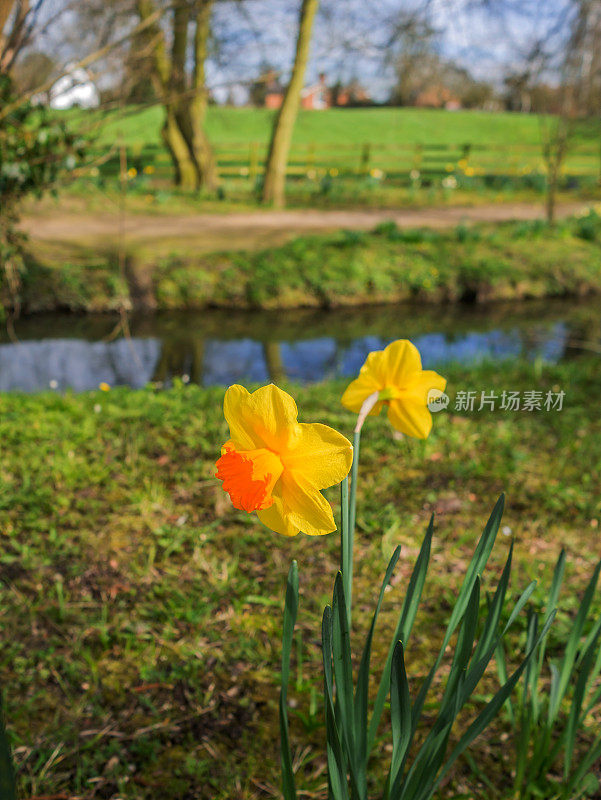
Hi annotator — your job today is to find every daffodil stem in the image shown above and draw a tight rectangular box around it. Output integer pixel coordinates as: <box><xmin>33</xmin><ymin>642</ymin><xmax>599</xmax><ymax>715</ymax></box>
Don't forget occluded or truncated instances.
<box><xmin>341</xmin><ymin>429</ymin><xmax>362</xmax><ymax>632</ymax></box>
<box><xmin>340</xmin><ymin>476</ymin><xmax>352</xmax><ymax>629</ymax></box>
<box><xmin>349</xmin><ymin>429</ymin><xmax>361</xmax><ymax>538</ymax></box>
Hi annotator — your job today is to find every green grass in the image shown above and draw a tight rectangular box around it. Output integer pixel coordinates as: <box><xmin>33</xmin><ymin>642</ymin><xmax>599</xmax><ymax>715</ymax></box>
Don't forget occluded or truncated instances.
<box><xmin>19</xmin><ymin>214</ymin><xmax>601</xmax><ymax>314</ymax></box>
<box><xmin>0</xmin><ymin>358</ymin><xmax>600</xmax><ymax>799</ymax></box>
<box><xmin>72</xmin><ymin>105</ymin><xmax>599</xmax><ymax>149</ymax></box>
<box><xmin>51</xmin><ymin>173</ymin><xmax>591</xmax><ymax>216</ymax></box>
<box><xmin>56</xmin><ymin>105</ymin><xmax>601</xmax><ymax>210</ymax></box>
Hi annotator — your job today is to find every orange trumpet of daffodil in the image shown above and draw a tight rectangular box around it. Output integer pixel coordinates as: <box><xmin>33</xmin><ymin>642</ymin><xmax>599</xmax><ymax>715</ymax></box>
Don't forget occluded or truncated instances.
<box><xmin>341</xmin><ymin>339</ymin><xmax>446</xmax><ymax>439</ymax></box>
<box><xmin>216</xmin><ymin>384</ymin><xmax>353</xmax><ymax>536</ymax></box>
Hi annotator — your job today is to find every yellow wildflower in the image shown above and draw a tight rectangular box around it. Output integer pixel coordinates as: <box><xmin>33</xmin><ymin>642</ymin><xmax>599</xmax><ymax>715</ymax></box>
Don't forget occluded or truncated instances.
<box><xmin>143</xmin><ymin>165</ymin><xmax>155</xmax><ymax>175</ymax></box>
<box><xmin>99</xmin><ymin>382</ymin><xmax>111</xmax><ymax>392</ymax></box>
<box><xmin>216</xmin><ymin>384</ymin><xmax>352</xmax><ymax>536</ymax></box>
<box><xmin>341</xmin><ymin>340</ymin><xmax>446</xmax><ymax>439</ymax></box>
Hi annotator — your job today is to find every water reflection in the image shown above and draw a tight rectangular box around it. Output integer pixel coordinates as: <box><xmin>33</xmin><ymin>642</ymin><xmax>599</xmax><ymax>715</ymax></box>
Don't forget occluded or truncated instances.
<box><xmin>0</xmin><ymin>338</ymin><xmax>161</xmax><ymax>393</ymax></box>
<box><xmin>0</xmin><ymin>300</ymin><xmax>598</xmax><ymax>393</ymax></box>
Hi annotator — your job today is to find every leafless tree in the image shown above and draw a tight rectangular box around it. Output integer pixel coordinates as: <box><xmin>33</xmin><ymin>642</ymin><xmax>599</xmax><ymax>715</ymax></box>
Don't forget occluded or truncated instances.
<box><xmin>134</xmin><ymin>0</ymin><xmax>217</xmax><ymax>191</ymax></box>
<box><xmin>1</xmin><ymin>0</ymin><xmax>46</xmax><ymax>74</ymax></box>
<box><xmin>262</xmin><ymin>0</ymin><xmax>319</xmax><ymax>207</ymax></box>
<box><xmin>538</xmin><ymin>0</ymin><xmax>601</xmax><ymax>222</ymax></box>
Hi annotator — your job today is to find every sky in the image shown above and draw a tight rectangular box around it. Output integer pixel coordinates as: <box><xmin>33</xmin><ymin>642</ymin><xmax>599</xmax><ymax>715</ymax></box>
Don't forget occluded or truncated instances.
<box><xmin>33</xmin><ymin>0</ymin><xmax>569</xmax><ymax>102</ymax></box>
<box><xmin>208</xmin><ymin>0</ymin><xmax>568</xmax><ymax>102</ymax></box>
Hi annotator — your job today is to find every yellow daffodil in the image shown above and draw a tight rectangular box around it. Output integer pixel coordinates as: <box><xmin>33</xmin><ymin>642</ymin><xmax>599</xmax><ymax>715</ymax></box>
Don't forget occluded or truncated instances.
<box><xmin>341</xmin><ymin>340</ymin><xmax>446</xmax><ymax>439</ymax></box>
<box><xmin>216</xmin><ymin>384</ymin><xmax>352</xmax><ymax>537</ymax></box>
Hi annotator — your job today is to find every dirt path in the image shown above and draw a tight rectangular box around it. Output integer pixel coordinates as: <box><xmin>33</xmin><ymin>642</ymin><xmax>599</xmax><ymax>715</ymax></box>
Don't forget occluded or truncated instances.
<box><xmin>21</xmin><ymin>201</ymin><xmax>585</xmax><ymax>251</ymax></box>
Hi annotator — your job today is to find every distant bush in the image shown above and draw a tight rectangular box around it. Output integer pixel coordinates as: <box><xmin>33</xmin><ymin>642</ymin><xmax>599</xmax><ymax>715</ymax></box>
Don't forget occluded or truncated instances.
<box><xmin>512</xmin><ymin>219</ymin><xmax>549</xmax><ymax>239</ymax></box>
<box><xmin>573</xmin><ymin>208</ymin><xmax>601</xmax><ymax>242</ymax></box>
<box><xmin>455</xmin><ymin>224</ymin><xmax>482</xmax><ymax>243</ymax></box>
<box><xmin>373</xmin><ymin>221</ymin><xmax>441</xmax><ymax>245</ymax></box>
<box><xmin>0</xmin><ymin>74</ymin><xmax>84</xmax><ymax>318</ymax></box>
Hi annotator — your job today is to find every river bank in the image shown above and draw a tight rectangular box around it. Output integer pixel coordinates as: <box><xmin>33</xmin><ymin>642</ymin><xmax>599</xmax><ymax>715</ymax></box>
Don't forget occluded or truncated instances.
<box><xmin>7</xmin><ymin>211</ymin><xmax>601</xmax><ymax>315</ymax></box>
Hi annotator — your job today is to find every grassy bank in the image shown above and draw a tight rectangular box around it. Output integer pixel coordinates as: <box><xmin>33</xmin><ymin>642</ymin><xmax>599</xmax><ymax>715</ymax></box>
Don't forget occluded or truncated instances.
<box><xmin>16</xmin><ymin>213</ymin><xmax>601</xmax><ymax>315</ymax></box>
<box><xmin>0</xmin><ymin>358</ymin><xmax>600</xmax><ymax>799</ymax></box>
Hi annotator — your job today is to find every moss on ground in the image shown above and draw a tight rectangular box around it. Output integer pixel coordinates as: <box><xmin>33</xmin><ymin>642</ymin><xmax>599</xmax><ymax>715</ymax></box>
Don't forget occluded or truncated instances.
<box><xmin>0</xmin><ymin>358</ymin><xmax>600</xmax><ymax>798</ymax></box>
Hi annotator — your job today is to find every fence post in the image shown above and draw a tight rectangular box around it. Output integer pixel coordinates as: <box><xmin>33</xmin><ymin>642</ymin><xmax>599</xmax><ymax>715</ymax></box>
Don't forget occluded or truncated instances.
<box><xmin>249</xmin><ymin>141</ymin><xmax>259</xmax><ymax>180</ymax></box>
<box><xmin>306</xmin><ymin>141</ymin><xmax>316</xmax><ymax>174</ymax></box>
<box><xmin>360</xmin><ymin>142</ymin><xmax>371</xmax><ymax>175</ymax></box>
<box><xmin>413</xmin><ymin>143</ymin><xmax>423</xmax><ymax>173</ymax></box>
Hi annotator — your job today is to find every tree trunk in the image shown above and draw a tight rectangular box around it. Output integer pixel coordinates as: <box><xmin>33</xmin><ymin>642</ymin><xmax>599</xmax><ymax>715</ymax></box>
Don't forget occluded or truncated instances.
<box><xmin>162</xmin><ymin>108</ymin><xmax>198</xmax><ymax>189</ymax></box>
<box><xmin>168</xmin><ymin>0</ymin><xmax>200</xmax><ymax>190</ymax></box>
<box><xmin>136</xmin><ymin>0</ymin><xmax>216</xmax><ymax>192</ymax></box>
<box><xmin>262</xmin><ymin>0</ymin><xmax>319</xmax><ymax>207</ymax></box>
<box><xmin>0</xmin><ymin>0</ymin><xmax>28</xmax><ymax>73</ymax></box>
<box><xmin>168</xmin><ymin>0</ymin><xmax>218</xmax><ymax>191</ymax></box>
<box><xmin>189</xmin><ymin>0</ymin><xmax>218</xmax><ymax>191</ymax></box>
<box><xmin>137</xmin><ymin>0</ymin><xmax>193</xmax><ymax>187</ymax></box>
<box><xmin>0</xmin><ymin>0</ymin><xmax>15</xmax><ymax>36</ymax></box>
<box><xmin>546</xmin><ymin>161</ymin><xmax>558</xmax><ymax>226</ymax></box>
<box><xmin>543</xmin><ymin>117</ymin><xmax>568</xmax><ymax>227</ymax></box>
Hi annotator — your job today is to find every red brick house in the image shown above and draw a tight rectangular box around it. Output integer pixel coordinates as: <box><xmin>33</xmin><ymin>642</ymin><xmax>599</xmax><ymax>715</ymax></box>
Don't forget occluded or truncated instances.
<box><xmin>264</xmin><ymin>73</ymin><xmax>332</xmax><ymax>110</ymax></box>
<box><xmin>334</xmin><ymin>80</ymin><xmax>371</xmax><ymax>106</ymax></box>
<box><xmin>300</xmin><ymin>73</ymin><xmax>330</xmax><ymax>109</ymax></box>
<box><xmin>414</xmin><ymin>85</ymin><xmax>462</xmax><ymax>110</ymax></box>
<box><xmin>263</xmin><ymin>70</ymin><xmax>285</xmax><ymax>109</ymax></box>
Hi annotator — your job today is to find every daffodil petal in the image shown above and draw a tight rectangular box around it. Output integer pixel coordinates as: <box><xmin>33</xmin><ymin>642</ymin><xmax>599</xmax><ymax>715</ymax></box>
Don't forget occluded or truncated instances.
<box><xmin>279</xmin><ymin>471</ymin><xmax>336</xmax><ymax>536</ymax></box>
<box><xmin>387</xmin><ymin>398</ymin><xmax>433</xmax><ymax>439</ymax></box>
<box><xmin>341</xmin><ymin>373</ymin><xmax>382</xmax><ymax>414</ymax></box>
<box><xmin>379</xmin><ymin>340</ymin><xmax>422</xmax><ymax>385</ymax></box>
<box><xmin>223</xmin><ymin>385</ymin><xmax>263</xmax><ymax>450</ymax></box>
<box><xmin>246</xmin><ymin>383</ymin><xmax>299</xmax><ymax>450</ymax></box>
<box><xmin>283</xmin><ymin>423</ymin><xmax>352</xmax><ymax>490</ymax></box>
<box><xmin>402</xmin><ymin>370</ymin><xmax>447</xmax><ymax>403</ymax></box>
<box><xmin>224</xmin><ymin>383</ymin><xmax>299</xmax><ymax>451</ymax></box>
<box><xmin>257</xmin><ymin>491</ymin><xmax>299</xmax><ymax>537</ymax></box>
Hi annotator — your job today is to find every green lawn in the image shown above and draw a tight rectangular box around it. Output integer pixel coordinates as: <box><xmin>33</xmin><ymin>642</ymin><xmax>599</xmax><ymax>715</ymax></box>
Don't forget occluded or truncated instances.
<box><xmin>0</xmin><ymin>358</ymin><xmax>600</xmax><ymax>799</ymax></box>
<box><xmin>73</xmin><ymin>105</ymin><xmax>598</xmax><ymax>149</ymax></box>
<box><xmin>59</xmin><ymin>106</ymin><xmax>601</xmax><ymax>208</ymax></box>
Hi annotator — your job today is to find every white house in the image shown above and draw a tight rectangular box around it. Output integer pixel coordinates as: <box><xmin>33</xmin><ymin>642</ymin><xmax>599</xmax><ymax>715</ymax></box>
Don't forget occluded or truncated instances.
<box><xmin>49</xmin><ymin>66</ymin><xmax>100</xmax><ymax>110</ymax></box>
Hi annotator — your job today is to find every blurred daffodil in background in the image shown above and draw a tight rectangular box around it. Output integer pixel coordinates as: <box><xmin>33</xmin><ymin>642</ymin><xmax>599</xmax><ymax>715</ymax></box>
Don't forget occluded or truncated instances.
<box><xmin>216</xmin><ymin>384</ymin><xmax>352</xmax><ymax>536</ymax></box>
<box><xmin>341</xmin><ymin>339</ymin><xmax>446</xmax><ymax>438</ymax></box>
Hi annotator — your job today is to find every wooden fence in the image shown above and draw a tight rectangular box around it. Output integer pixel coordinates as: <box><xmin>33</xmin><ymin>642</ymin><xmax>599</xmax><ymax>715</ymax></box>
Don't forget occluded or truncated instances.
<box><xmin>113</xmin><ymin>140</ymin><xmax>601</xmax><ymax>181</ymax></box>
